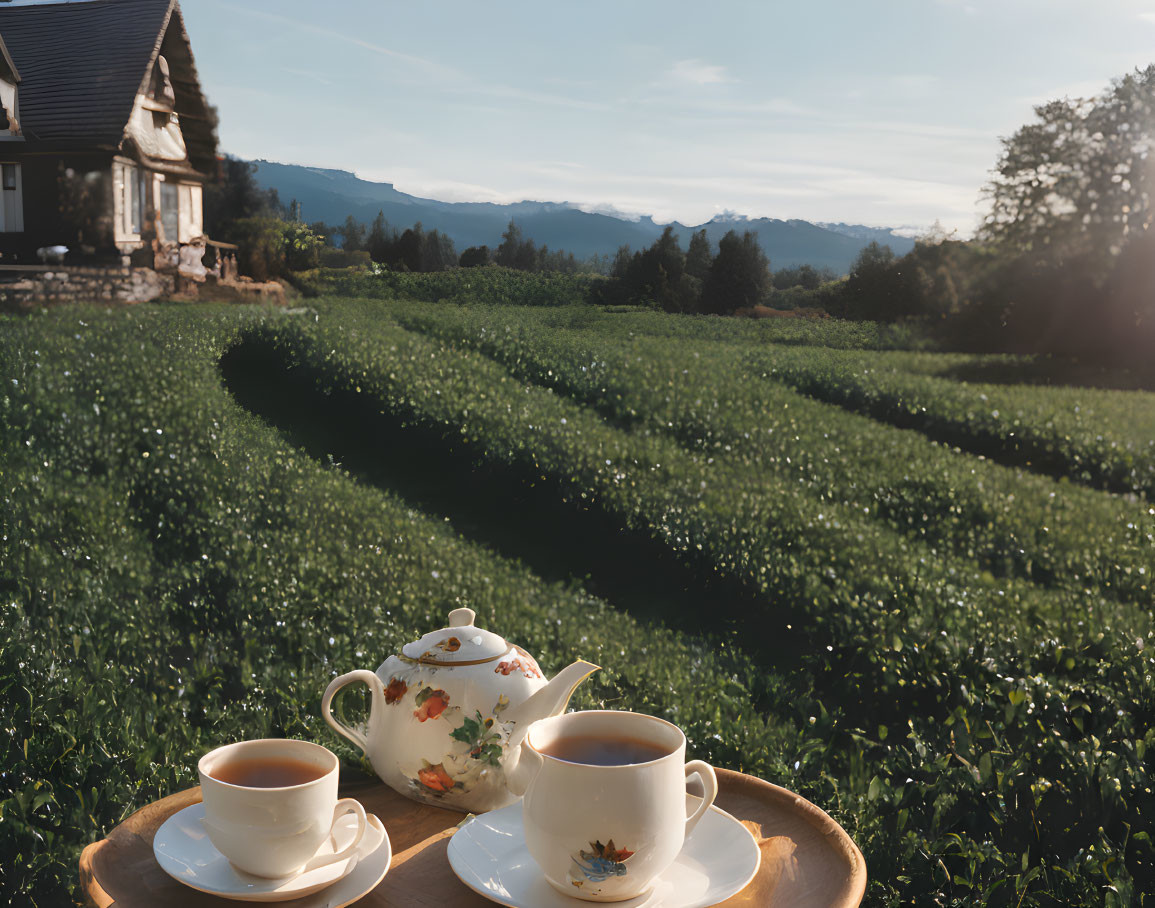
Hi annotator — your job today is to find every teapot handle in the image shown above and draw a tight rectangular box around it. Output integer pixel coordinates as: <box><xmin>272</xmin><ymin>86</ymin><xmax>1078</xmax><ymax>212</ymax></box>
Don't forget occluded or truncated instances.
<box><xmin>321</xmin><ymin>670</ymin><xmax>384</xmax><ymax>756</ymax></box>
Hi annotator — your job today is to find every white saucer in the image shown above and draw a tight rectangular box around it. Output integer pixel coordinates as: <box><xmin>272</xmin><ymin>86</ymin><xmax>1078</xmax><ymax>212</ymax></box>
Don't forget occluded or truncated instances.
<box><xmin>153</xmin><ymin>803</ymin><xmax>391</xmax><ymax>903</ymax></box>
<box><xmin>448</xmin><ymin>796</ymin><xmax>761</xmax><ymax>908</ymax></box>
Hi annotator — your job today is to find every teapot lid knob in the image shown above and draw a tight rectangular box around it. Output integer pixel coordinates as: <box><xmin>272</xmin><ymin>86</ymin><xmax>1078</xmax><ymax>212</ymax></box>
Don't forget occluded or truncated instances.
<box><xmin>448</xmin><ymin>607</ymin><xmax>476</xmax><ymax>628</ymax></box>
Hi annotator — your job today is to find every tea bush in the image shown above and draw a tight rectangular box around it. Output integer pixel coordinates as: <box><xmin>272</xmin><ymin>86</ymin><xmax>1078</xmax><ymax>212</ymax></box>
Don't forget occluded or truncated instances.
<box><xmin>2</xmin><ymin>297</ymin><xmax>1153</xmax><ymax>906</ymax></box>
<box><xmin>757</xmin><ymin>346</ymin><xmax>1155</xmax><ymax>498</ymax></box>
<box><xmin>388</xmin><ymin>301</ymin><xmax>1155</xmax><ymax>608</ymax></box>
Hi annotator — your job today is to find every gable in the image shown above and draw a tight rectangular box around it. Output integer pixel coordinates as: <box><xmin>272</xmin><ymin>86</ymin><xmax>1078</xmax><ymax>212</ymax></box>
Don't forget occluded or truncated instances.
<box><xmin>147</xmin><ymin>3</ymin><xmax>217</xmax><ymax>174</ymax></box>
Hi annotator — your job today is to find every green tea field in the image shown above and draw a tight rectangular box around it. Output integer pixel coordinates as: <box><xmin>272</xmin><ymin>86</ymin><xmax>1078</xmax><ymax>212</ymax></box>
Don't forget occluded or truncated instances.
<box><xmin>2</xmin><ymin>285</ymin><xmax>1154</xmax><ymax>906</ymax></box>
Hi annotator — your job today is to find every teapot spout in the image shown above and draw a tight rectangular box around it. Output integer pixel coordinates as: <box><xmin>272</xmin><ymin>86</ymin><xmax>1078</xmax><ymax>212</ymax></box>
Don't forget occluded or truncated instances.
<box><xmin>505</xmin><ymin>660</ymin><xmax>599</xmax><ymax>745</ymax></box>
<box><xmin>502</xmin><ymin>660</ymin><xmax>599</xmax><ymax>797</ymax></box>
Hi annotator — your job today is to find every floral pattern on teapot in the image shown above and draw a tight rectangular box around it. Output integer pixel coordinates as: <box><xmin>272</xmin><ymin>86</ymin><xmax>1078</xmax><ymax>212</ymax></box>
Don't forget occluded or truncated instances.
<box><xmin>408</xmin><ymin>692</ymin><xmax>512</xmax><ymax>799</ymax></box>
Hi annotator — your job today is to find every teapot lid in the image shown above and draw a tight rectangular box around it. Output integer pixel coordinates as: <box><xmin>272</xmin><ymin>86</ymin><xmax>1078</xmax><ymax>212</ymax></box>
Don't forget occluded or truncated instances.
<box><xmin>401</xmin><ymin>608</ymin><xmax>510</xmax><ymax>666</ymax></box>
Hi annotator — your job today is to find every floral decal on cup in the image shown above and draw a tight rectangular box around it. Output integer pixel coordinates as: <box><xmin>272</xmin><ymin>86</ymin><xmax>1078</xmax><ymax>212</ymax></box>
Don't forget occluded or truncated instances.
<box><xmin>384</xmin><ymin>677</ymin><xmax>409</xmax><ymax>704</ymax></box>
<box><xmin>413</xmin><ymin>687</ymin><xmax>450</xmax><ymax>722</ymax></box>
<box><xmin>570</xmin><ymin>839</ymin><xmax>635</xmax><ymax>888</ymax></box>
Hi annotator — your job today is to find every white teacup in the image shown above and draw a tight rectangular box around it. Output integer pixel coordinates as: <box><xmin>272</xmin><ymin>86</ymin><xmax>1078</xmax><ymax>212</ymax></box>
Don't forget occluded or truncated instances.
<box><xmin>515</xmin><ymin>710</ymin><xmax>719</xmax><ymax>902</ymax></box>
<box><xmin>197</xmin><ymin>738</ymin><xmax>367</xmax><ymax>879</ymax></box>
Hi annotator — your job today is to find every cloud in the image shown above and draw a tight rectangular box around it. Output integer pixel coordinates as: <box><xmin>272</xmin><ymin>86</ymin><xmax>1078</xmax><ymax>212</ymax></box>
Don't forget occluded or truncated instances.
<box><xmin>1140</xmin><ymin>11</ymin><xmax>1155</xmax><ymax>22</ymax></box>
<box><xmin>667</xmin><ymin>59</ymin><xmax>736</xmax><ymax>86</ymax></box>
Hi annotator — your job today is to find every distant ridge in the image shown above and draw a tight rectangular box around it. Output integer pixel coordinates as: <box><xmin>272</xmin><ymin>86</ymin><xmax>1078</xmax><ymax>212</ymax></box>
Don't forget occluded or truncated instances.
<box><xmin>252</xmin><ymin>160</ymin><xmax>917</xmax><ymax>273</ymax></box>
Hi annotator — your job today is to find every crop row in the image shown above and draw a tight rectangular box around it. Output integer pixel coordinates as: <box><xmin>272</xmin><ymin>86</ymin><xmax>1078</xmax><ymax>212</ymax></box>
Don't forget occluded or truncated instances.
<box><xmin>481</xmin><ymin>302</ymin><xmax>1155</xmax><ymax>500</ymax></box>
<box><xmin>258</xmin><ymin>299</ymin><xmax>1155</xmax><ymax>904</ymax></box>
<box><xmin>753</xmin><ymin>345</ymin><xmax>1155</xmax><ymax>499</ymax></box>
<box><xmin>390</xmin><ymin>301</ymin><xmax>1155</xmax><ymax>609</ymax></box>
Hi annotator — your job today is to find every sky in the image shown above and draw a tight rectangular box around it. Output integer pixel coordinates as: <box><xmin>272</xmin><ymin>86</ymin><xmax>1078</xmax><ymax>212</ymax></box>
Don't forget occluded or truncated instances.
<box><xmin>19</xmin><ymin>0</ymin><xmax>1155</xmax><ymax>233</ymax></box>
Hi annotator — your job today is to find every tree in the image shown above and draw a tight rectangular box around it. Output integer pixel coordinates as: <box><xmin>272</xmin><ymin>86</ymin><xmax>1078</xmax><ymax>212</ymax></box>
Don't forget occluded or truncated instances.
<box><xmin>421</xmin><ymin>228</ymin><xmax>456</xmax><ymax>272</ymax></box>
<box><xmin>981</xmin><ymin>65</ymin><xmax>1155</xmax><ymax>272</ymax></box>
<box><xmin>396</xmin><ymin>222</ymin><xmax>425</xmax><ymax>271</ymax></box>
<box><xmin>308</xmin><ymin>221</ymin><xmax>334</xmax><ymax>246</ymax></box>
<box><xmin>366</xmin><ymin>211</ymin><xmax>393</xmax><ymax>263</ymax></box>
<box><xmin>613</xmin><ymin>226</ymin><xmax>700</xmax><ymax>312</ymax></box>
<box><xmin>839</xmin><ymin>241</ymin><xmax>898</xmax><ymax>319</ymax></box>
<box><xmin>202</xmin><ymin>156</ymin><xmax>282</xmax><ymax>237</ymax></box>
<box><xmin>685</xmin><ymin>229</ymin><xmax>712</xmax><ymax>282</ymax></box>
<box><xmin>610</xmin><ymin>245</ymin><xmax>632</xmax><ymax>280</ymax></box>
<box><xmin>700</xmin><ymin>230</ymin><xmax>770</xmax><ymax>314</ymax></box>
<box><xmin>335</xmin><ymin>215</ymin><xmax>366</xmax><ymax>252</ymax></box>
<box><xmin>460</xmin><ymin>245</ymin><xmax>490</xmax><ymax>267</ymax></box>
<box><xmin>772</xmin><ymin>264</ymin><xmax>833</xmax><ymax>291</ymax></box>
<box><xmin>495</xmin><ymin>221</ymin><xmax>537</xmax><ymax>271</ymax></box>
<box><xmin>536</xmin><ymin>245</ymin><xmax>580</xmax><ymax>273</ymax></box>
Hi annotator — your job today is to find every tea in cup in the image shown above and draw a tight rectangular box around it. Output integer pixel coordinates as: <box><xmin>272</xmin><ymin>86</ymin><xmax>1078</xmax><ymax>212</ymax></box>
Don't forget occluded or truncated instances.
<box><xmin>197</xmin><ymin>738</ymin><xmax>367</xmax><ymax>879</ymax></box>
<box><xmin>515</xmin><ymin>710</ymin><xmax>718</xmax><ymax>901</ymax></box>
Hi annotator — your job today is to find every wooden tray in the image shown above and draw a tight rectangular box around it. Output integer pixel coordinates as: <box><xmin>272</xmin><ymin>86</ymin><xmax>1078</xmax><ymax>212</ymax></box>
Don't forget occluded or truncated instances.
<box><xmin>80</xmin><ymin>768</ymin><xmax>866</xmax><ymax>907</ymax></box>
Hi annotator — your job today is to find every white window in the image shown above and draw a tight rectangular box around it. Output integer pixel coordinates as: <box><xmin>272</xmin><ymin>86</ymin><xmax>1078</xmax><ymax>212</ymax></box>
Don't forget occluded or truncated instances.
<box><xmin>113</xmin><ymin>162</ymin><xmax>146</xmax><ymax>244</ymax></box>
<box><xmin>0</xmin><ymin>162</ymin><xmax>22</xmax><ymax>232</ymax></box>
<box><xmin>178</xmin><ymin>182</ymin><xmax>203</xmax><ymax>242</ymax></box>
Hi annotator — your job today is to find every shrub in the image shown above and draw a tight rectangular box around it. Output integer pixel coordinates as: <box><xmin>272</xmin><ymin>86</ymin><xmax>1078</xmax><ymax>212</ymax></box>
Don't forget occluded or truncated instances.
<box><xmin>220</xmin><ymin>217</ymin><xmax>325</xmax><ymax>281</ymax></box>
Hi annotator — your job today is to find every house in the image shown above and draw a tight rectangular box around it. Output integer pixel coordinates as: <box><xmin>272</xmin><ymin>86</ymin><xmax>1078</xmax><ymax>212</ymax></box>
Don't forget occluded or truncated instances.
<box><xmin>0</xmin><ymin>0</ymin><xmax>218</xmax><ymax>264</ymax></box>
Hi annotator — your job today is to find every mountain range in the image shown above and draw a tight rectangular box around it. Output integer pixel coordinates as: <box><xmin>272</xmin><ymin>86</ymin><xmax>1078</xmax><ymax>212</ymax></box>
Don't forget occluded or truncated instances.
<box><xmin>251</xmin><ymin>160</ymin><xmax>917</xmax><ymax>274</ymax></box>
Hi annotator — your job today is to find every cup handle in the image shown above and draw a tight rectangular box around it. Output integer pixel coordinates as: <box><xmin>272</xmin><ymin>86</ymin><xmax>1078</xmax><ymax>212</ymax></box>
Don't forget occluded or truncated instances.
<box><xmin>298</xmin><ymin>798</ymin><xmax>368</xmax><ymax>874</ymax></box>
<box><xmin>683</xmin><ymin>760</ymin><xmax>718</xmax><ymax>838</ymax></box>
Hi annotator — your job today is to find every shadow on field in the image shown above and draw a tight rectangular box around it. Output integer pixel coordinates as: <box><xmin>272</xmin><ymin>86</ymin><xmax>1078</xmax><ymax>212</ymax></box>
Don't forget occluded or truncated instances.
<box><xmin>219</xmin><ymin>336</ymin><xmax>802</xmax><ymax>675</ymax></box>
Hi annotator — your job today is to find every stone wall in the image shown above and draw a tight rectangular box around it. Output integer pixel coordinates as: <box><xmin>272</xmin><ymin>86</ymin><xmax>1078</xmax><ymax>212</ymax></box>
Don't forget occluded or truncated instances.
<box><xmin>0</xmin><ymin>266</ymin><xmax>176</xmax><ymax>311</ymax></box>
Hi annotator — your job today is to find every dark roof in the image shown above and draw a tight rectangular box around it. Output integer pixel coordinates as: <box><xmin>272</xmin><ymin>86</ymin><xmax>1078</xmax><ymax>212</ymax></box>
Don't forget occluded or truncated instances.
<box><xmin>0</xmin><ymin>0</ymin><xmax>174</xmax><ymax>146</ymax></box>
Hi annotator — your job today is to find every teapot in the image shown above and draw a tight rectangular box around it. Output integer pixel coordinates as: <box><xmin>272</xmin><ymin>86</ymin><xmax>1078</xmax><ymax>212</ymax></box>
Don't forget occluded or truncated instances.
<box><xmin>321</xmin><ymin>607</ymin><xmax>599</xmax><ymax>813</ymax></box>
